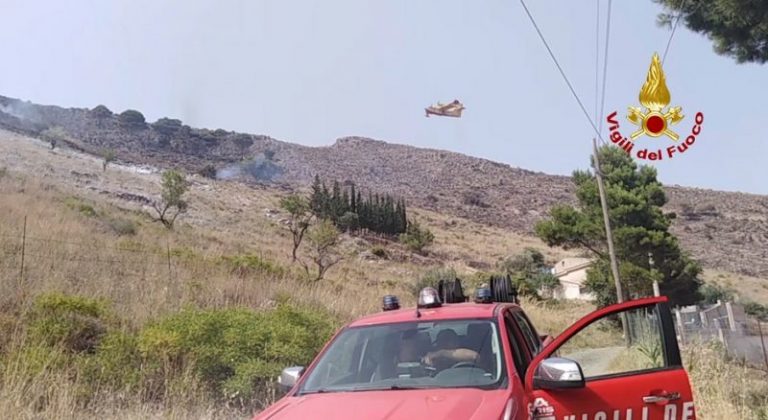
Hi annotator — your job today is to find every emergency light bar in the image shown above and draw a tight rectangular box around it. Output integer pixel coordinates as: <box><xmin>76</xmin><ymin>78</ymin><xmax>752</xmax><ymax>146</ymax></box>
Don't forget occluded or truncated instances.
<box><xmin>475</xmin><ymin>287</ymin><xmax>493</xmax><ymax>304</ymax></box>
<box><xmin>417</xmin><ymin>287</ymin><xmax>441</xmax><ymax>308</ymax></box>
<box><xmin>382</xmin><ymin>295</ymin><xmax>400</xmax><ymax>311</ymax></box>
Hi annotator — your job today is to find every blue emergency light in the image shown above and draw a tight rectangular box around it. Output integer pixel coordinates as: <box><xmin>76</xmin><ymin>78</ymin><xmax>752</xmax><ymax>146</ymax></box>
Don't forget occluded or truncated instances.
<box><xmin>382</xmin><ymin>295</ymin><xmax>400</xmax><ymax>311</ymax></box>
<box><xmin>475</xmin><ymin>287</ymin><xmax>493</xmax><ymax>304</ymax></box>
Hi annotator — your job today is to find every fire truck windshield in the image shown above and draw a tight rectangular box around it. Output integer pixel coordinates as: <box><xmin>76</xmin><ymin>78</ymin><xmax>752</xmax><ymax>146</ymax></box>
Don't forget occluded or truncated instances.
<box><xmin>298</xmin><ymin>319</ymin><xmax>507</xmax><ymax>394</ymax></box>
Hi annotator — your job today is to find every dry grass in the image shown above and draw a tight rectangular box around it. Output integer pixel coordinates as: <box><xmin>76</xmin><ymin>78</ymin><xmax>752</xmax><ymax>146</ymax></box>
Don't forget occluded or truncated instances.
<box><xmin>701</xmin><ymin>269</ymin><xmax>768</xmax><ymax>304</ymax></box>
<box><xmin>682</xmin><ymin>340</ymin><xmax>768</xmax><ymax>419</ymax></box>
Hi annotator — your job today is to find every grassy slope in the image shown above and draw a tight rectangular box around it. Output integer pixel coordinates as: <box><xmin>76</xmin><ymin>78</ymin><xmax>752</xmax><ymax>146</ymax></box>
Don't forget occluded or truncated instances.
<box><xmin>0</xmin><ymin>130</ymin><xmax>766</xmax><ymax>419</ymax></box>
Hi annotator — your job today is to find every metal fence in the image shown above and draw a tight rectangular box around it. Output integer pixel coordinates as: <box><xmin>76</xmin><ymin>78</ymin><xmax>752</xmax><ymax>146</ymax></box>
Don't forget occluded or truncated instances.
<box><xmin>675</xmin><ymin>302</ymin><xmax>768</xmax><ymax>371</ymax></box>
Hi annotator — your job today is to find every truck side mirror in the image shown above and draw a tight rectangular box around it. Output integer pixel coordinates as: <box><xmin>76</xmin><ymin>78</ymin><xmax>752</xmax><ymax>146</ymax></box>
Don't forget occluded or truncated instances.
<box><xmin>532</xmin><ymin>357</ymin><xmax>585</xmax><ymax>390</ymax></box>
<box><xmin>278</xmin><ymin>366</ymin><xmax>305</xmax><ymax>392</ymax></box>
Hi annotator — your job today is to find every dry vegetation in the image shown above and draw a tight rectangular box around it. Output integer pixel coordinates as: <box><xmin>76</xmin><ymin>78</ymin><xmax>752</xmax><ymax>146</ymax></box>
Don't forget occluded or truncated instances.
<box><xmin>0</xmin><ymin>131</ymin><xmax>767</xmax><ymax>419</ymax></box>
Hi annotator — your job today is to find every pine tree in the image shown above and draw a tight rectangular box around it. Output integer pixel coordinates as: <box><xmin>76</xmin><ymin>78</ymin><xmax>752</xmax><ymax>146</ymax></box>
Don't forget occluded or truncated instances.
<box><xmin>534</xmin><ymin>145</ymin><xmax>702</xmax><ymax>307</ymax></box>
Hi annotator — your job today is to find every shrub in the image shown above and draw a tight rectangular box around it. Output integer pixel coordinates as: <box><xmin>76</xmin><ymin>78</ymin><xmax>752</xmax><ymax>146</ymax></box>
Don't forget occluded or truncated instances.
<box><xmin>79</xmin><ymin>330</ymin><xmax>142</xmax><ymax>392</ymax></box>
<box><xmin>118</xmin><ymin>109</ymin><xmax>146</xmax><ymax>128</ymax></box>
<box><xmin>743</xmin><ymin>301</ymin><xmax>768</xmax><ymax>321</ymax></box>
<box><xmin>107</xmin><ymin>217</ymin><xmax>137</xmax><ymax>236</ymax></box>
<box><xmin>224</xmin><ymin>254</ymin><xmax>285</xmax><ymax>278</ymax></box>
<box><xmin>199</xmin><ymin>164</ymin><xmax>217</xmax><ymax>179</ymax></box>
<box><xmin>699</xmin><ymin>283</ymin><xmax>736</xmax><ymax>304</ymax></box>
<box><xmin>497</xmin><ymin>248</ymin><xmax>557</xmax><ymax>298</ymax></box>
<box><xmin>153</xmin><ymin>117</ymin><xmax>183</xmax><ymax>136</ymax></box>
<box><xmin>28</xmin><ymin>293</ymin><xmax>111</xmax><ymax>353</ymax></box>
<box><xmin>137</xmin><ymin>303</ymin><xmax>338</xmax><ymax>404</ymax></box>
<box><xmin>338</xmin><ymin>211</ymin><xmax>360</xmax><ymax>232</ymax></box>
<box><xmin>102</xmin><ymin>149</ymin><xmax>116</xmax><ymax>171</ymax></box>
<box><xmin>64</xmin><ymin>196</ymin><xmax>97</xmax><ymax>217</ymax></box>
<box><xmin>90</xmin><ymin>104</ymin><xmax>113</xmax><ymax>119</ymax></box>
<box><xmin>462</xmin><ymin>190</ymin><xmax>489</xmax><ymax>208</ymax></box>
<box><xmin>370</xmin><ymin>245</ymin><xmax>389</xmax><ymax>259</ymax></box>
<box><xmin>0</xmin><ymin>166</ymin><xmax>6</xmax><ymax>179</ymax></box>
<box><xmin>399</xmin><ymin>221</ymin><xmax>434</xmax><ymax>253</ymax></box>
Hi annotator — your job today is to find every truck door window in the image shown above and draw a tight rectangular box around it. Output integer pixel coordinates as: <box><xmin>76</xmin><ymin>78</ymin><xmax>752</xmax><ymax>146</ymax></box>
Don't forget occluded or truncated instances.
<box><xmin>554</xmin><ymin>305</ymin><xmax>666</xmax><ymax>379</ymax></box>
<box><xmin>503</xmin><ymin>313</ymin><xmax>528</xmax><ymax>380</ymax></box>
<box><xmin>511</xmin><ymin>310</ymin><xmax>541</xmax><ymax>355</ymax></box>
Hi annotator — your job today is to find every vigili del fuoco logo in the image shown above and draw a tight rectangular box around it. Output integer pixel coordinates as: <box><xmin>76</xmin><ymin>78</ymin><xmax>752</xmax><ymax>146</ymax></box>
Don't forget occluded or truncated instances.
<box><xmin>606</xmin><ymin>52</ymin><xmax>703</xmax><ymax>161</ymax></box>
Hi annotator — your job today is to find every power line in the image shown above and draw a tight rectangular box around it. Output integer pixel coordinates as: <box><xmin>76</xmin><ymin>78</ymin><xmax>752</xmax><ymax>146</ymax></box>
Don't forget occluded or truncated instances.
<box><xmin>662</xmin><ymin>0</ymin><xmax>687</xmax><ymax>65</ymax></box>
<box><xmin>597</xmin><ymin>0</ymin><xmax>613</xmax><ymax>140</ymax></box>
<box><xmin>594</xmin><ymin>0</ymin><xmax>601</xmax><ymax>126</ymax></box>
<box><xmin>519</xmin><ymin>0</ymin><xmax>607</xmax><ymax>144</ymax></box>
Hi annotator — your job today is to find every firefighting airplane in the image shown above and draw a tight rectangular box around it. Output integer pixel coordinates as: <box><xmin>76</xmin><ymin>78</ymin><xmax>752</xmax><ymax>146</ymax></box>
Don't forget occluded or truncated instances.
<box><xmin>425</xmin><ymin>99</ymin><xmax>465</xmax><ymax>118</ymax></box>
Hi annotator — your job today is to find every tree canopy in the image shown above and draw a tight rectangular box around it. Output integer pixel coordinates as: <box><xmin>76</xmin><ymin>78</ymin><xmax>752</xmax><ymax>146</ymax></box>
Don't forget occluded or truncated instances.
<box><xmin>309</xmin><ymin>176</ymin><xmax>408</xmax><ymax>236</ymax></box>
<box><xmin>653</xmin><ymin>0</ymin><xmax>768</xmax><ymax>64</ymax></box>
<box><xmin>534</xmin><ymin>145</ymin><xmax>702</xmax><ymax>307</ymax></box>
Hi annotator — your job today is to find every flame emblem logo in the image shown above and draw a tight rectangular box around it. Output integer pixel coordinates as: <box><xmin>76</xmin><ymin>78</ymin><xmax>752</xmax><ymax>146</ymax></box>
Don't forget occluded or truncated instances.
<box><xmin>627</xmin><ymin>53</ymin><xmax>684</xmax><ymax>141</ymax></box>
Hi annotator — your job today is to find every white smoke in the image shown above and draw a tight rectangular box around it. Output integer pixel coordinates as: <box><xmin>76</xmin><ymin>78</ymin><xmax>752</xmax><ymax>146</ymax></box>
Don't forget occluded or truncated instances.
<box><xmin>0</xmin><ymin>100</ymin><xmax>41</xmax><ymax>122</ymax></box>
<box><xmin>216</xmin><ymin>164</ymin><xmax>242</xmax><ymax>180</ymax></box>
<box><xmin>216</xmin><ymin>153</ymin><xmax>285</xmax><ymax>182</ymax></box>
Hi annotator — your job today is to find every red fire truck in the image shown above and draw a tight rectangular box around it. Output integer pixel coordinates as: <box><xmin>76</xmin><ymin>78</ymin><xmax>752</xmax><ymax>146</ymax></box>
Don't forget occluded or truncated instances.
<box><xmin>253</xmin><ymin>278</ymin><xmax>695</xmax><ymax>420</ymax></box>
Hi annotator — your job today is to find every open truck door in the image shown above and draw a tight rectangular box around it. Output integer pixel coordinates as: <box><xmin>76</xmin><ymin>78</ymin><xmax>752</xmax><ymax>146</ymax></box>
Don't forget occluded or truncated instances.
<box><xmin>524</xmin><ymin>296</ymin><xmax>695</xmax><ymax>420</ymax></box>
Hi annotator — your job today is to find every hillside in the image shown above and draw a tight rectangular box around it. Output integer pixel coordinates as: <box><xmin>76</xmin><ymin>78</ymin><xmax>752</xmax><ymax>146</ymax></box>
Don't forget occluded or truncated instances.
<box><xmin>1</xmin><ymin>128</ymin><xmax>766</xmax><ymax>420</ymax></box>
<box><xmin>2</xmin><ymin>94</ymin><xmax>767</xmax><ymax>279</ymax></box>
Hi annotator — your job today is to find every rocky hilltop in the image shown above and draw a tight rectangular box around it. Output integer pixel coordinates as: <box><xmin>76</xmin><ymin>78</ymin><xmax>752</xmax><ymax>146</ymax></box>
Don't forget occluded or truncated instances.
<box><xmin>2</xmin><ymin>95</ymin><xmax>766</xmax><ymax>277</ymax></box>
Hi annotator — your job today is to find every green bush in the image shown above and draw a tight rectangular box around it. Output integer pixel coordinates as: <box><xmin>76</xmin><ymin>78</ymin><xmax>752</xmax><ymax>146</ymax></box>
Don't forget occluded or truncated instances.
<box><xmin>119</xmin><ymin>109</ymin><xmax>146</xmax><ymax>128</ymax></box>
<box><xmin>370</xmin><ymin>245</ymin><xmax>389</xmax><ymax>259</ymax></box>
<box><xmin>743</xmin><ymin>301</ymin><xmax>768</xmax><ymax>321</ymax></box>
<box><xmin>224</xmin><ymin>254</ymin><xmax>285</xmax><ymax>278</ymax></box>
<box><xmin>78</xmin><ymin>330</ymin><xmax>142</xmax><ymax>392</ymax></box>
<box><xmin>64</xmin><ymin>196</ymin><xmax>97</xmax><ymax>217</ymax></box>
<box><xmin>28</xmin><ymin>293</ymin><xmax>111</xmax><ymax>353</ymax></box>
<box><xmin>107</xmin><ymin>217</ymin><xmax>137</xmax><ymax>236</ymax></box>
<box><xmin>137</xmin><ymin>303</ymin><xmax>338</xmax><ymax>403</ymax></box>
<box><xmin>399</xmin><ymin>221</ymin><xmax>434</xmax><ymax>253</ymax></box>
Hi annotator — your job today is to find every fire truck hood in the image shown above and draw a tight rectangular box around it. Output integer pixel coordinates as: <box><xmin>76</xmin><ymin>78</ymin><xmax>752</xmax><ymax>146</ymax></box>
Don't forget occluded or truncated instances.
<box><xmin>256</xmin><ymin>388</ymin><xmax>511</xmax><ymax>420</ymax></box>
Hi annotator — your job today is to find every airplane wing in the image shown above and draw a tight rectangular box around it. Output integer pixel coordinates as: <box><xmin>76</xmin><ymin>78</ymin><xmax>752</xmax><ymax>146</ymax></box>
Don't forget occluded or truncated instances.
<box><xmin>425</xmin><ymin>100</ymin><xmax>464</xmax><ymax>117</ymax></box>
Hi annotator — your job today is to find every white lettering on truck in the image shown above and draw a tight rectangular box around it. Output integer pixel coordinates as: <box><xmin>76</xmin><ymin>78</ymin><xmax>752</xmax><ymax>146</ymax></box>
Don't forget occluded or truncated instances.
<box><xmin>558</xmin><ymin>402</ymin><xmax>694</xmax><ymax>420</ymax></box>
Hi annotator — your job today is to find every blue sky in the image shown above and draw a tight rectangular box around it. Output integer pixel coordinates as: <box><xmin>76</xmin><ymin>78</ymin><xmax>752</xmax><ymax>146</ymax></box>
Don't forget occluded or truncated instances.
<box><xmin>1</xmin><ymin>1</ymin><xmax>766</xmax><ymax>194</ymax></box>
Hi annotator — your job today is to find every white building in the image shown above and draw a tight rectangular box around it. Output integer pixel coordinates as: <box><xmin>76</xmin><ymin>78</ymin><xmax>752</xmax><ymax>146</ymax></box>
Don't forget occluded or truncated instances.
<box><xmin>551</xmin><ymin>257</ymin><xmax>595</xmax><ymax>301</ymax></box>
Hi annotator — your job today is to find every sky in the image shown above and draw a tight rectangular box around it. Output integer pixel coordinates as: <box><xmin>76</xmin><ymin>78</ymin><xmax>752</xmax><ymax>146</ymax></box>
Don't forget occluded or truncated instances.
<box><xmin>1</xmin><ymin>0</ymin><xmax>767</xmax><ymax>195</ymax></box>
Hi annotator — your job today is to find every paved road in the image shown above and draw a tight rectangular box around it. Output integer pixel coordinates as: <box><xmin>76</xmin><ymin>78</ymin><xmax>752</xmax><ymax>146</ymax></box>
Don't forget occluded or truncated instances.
<box><xmin>564</xmin><ymin>346</ymin><xmax>626</xmax><ymax>377</ymax></box>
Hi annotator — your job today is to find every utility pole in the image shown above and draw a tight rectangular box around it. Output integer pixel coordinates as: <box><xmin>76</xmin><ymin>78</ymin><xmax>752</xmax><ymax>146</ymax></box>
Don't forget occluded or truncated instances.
<box><xmin>649</xmin><ymin>252</ymin><xmax>660</xmax><ymax>297</ymax></box>
<box><xmin>592</xmin><ymin>139</ymin><xmax>630</xmax><ymax>344</ymax></box>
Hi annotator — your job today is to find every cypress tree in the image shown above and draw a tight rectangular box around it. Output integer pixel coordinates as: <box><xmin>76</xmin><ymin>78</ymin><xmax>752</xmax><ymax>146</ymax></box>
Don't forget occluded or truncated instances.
<box><xmin>331</xmin><ymin>180</ymin><xmax>342</xmax><ymax>221</ymax></box>
<box><xmin>356</xmin><ymin>190</ymin><xmax>362</xmax><ymax>215</ymax></box>
<box><xmin>400</xmin><ymin>199</ymin><xmax>408</xmax><ymax>233</ymax></box>
<box><xmin>321</xmin><ymin>182</ymin><xmax>330</xmax><ymax>219</ymax></box>
<box><xmin>310</xmin><ymin>175</ymin><xmax>323</xmax><ymax>215</ymax></box>
<box><xmin>349</xmin><ymin>183</ymin><xmax>357</xmax><ymax>213</ymax></box>
<box><xmin>342</xmin><ymin>188</ymin><xmax>350</xmax><ymax>217</ymax></box>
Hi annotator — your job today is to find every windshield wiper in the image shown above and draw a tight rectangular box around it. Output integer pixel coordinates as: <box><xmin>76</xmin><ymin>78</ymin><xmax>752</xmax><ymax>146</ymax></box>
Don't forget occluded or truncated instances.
<box><xmin>349</xmin><ymin>384</ymin><xmax>427</xmax><ymax>392</ymax></box>
<box><xmin>299</xmin><ymin>388</ymin><xmax>337</xmax><ymax>395</ymax></box>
